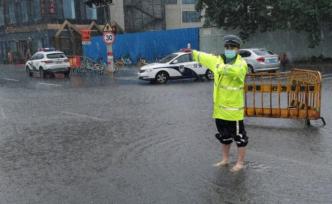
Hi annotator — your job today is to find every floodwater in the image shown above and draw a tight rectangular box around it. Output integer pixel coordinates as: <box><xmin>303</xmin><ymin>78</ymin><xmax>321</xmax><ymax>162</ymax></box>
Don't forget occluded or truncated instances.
<box><xmin>0</xmin><ymin>65</ymin><xmax>331</xmax><ymax>204</ymax></box>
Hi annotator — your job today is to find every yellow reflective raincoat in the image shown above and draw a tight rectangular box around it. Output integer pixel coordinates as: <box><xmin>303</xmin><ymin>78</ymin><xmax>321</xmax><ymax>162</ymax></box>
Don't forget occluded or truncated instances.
<box><xmin>192</xmin><ymin>50</ymin><xmax>247</xmax><ymax>121</ymax></box>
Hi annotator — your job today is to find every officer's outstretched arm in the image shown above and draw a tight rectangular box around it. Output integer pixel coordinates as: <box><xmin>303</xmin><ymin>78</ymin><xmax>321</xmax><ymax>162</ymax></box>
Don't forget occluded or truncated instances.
<box><xmin>192</xmin><ymin>50</ymin><xmax>219</xmax><ymax>73</ymax></box>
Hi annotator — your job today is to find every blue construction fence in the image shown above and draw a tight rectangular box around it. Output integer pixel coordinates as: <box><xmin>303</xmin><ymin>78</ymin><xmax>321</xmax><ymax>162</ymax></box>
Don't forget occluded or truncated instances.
<box><xmin>83</xmin><ymin>27</ymin><xmax>199</xmax><ymax>64</ymax></box>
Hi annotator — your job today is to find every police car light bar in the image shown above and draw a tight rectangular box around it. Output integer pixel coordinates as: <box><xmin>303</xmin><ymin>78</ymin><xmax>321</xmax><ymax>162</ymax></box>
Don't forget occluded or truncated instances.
<box><xmin>38</xmin><ymin>48</ymin><xmax>56</xmax><ymax>52</ymax></box>
<box><xmin>180</xmin><ymin>48</ymin><xmax>192</xmax><ymax>53</ymax></box>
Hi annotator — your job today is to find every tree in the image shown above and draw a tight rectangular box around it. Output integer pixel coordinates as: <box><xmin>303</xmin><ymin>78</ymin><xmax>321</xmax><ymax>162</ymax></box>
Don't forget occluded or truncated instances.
<box><xmin>196</xmin><ymin>0</ymin><xmax>332</xmax><ymax>47</ymax></box>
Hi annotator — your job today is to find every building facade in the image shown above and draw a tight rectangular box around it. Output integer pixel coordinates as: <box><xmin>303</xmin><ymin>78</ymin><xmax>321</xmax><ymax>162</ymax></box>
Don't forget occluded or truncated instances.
<box><xmin>109</xmin><ymin>0</ymin><xmax>203</xmax><ymax>32</ymax></box>
<box><xmin>0</xmin><ymin>0</ymin><xmax>109</xmax><ymax>64</ymax></box>
<box><xmin>0</xmin><ymin>0</ymin><xmax>204</xmax><ymax>64</ymax></box>
<box><xmin>121</xmin><ymin>0</ymin><xmax>165</xmax><ymax>33</ymax></box>
<box><xmin>164</xmin><ymin>0</ymin><xmax>203</xmax><ymax>29</ymax></box>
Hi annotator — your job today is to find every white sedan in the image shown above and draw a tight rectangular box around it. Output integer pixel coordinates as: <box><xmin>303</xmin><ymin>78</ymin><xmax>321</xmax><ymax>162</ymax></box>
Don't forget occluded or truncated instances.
<box><xmin>25</xmin><ymin>49</ymin><xmax>71</xmax><ymax>78</ymax></box>
<box><xmin>138</xmin><ymin>51</ymin><xmax>213</xmax><ymax>84</ymax></box>
<box><xmin>239</xmin><ymin>48</ymin><xmax>280</xmax><ymax>73</ymax></box>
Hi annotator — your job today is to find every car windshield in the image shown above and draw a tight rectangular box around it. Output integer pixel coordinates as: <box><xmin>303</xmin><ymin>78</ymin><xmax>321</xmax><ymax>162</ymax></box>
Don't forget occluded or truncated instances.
<box><xmin>47</xmin><ymin>53</ymin><xmax>66</xmax><ymax>59</ymax></box>
<box><xmin>159</xmin><ymin>54</ymin><xmax>177</xmax><ymax>63</ymax></box>
<box><xmin>253</xmin><ymin>49</ymin><xmax>274</xmax><ymax>56</ymax></box>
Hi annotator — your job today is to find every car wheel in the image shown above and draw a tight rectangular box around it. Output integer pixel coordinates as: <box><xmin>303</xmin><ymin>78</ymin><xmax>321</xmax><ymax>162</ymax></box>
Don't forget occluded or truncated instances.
<box><xmin>39</xmin><ymin>67</ymin><xmax>45</xmax><ymax>78</ymax></box>
<box><xmin>205</xmin><ymin>69</ymin><xmax>214</xmax><ymax>80</ymax></box>
<box><xmin>26</xmin><ymin>66</ymin><xmax>33</xmax><ymax>77</ymax></box>
<box><xmin>248</xmin><ymin>65</ymin><xmax>254</xmax><ymax>74</ymax></box>
<box><xmin>155</xmin><ymin>71</ymin><xmax>169</xmax><ymax>84</ymax></box>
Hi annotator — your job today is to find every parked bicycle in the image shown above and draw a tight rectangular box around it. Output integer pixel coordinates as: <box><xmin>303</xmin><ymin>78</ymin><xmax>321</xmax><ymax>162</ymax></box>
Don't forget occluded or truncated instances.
<box><xmin>71</xmin><ymin>56</ymin><xmax>106</xmax><ymax>75</ymax></box>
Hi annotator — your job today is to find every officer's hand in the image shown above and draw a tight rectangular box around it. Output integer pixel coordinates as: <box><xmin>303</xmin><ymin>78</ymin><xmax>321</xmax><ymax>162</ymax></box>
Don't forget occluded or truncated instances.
<box><xmin>181</xmin><ymin>48</ymin><xmax>192</xmax><ymax>53</ymax></box>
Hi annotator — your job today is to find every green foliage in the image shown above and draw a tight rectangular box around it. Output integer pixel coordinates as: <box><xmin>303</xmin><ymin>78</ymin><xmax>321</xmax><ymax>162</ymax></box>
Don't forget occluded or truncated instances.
<box><xmin>196</xmin><ymin>0</ymin><xmax>332</xmax><ymax>47</ymax></box>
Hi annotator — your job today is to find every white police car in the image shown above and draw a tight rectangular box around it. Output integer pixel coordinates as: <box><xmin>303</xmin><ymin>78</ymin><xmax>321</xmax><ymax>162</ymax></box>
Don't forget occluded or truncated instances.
<box><xmin>138</xmin><ymin>51</ymin><xmax>213</xmax><ymax>84</ymax></box>
<box><xmin>25</xmin><ymin>48</ymin><xmax>71</xmax><ymax>78</ymax></box>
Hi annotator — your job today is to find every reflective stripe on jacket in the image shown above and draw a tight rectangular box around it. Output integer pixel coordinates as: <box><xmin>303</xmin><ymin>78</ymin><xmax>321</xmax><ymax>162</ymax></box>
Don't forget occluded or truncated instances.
<box><xmin>192</xmin><ymin>50</ymin><xmax>247</xmax><ymax>121</ymax></box>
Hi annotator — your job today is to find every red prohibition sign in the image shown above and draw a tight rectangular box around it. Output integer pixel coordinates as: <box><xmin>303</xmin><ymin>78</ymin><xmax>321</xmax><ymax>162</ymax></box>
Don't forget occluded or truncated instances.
<box><xmin>103</xmin><ymin>32</ymin><xmax>115</xmax><ymax>45</ymax></box>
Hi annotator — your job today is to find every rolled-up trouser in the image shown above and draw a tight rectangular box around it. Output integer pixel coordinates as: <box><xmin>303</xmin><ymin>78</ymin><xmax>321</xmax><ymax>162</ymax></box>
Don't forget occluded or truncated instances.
<box><xmin>215</xmin><ymin>119</ymin><xmax>248</xmax><ymax>147</ymax></box>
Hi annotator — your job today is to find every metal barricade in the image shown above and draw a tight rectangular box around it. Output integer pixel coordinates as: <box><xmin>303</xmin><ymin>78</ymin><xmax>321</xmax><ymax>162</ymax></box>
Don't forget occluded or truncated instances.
<box><xmin>245</xmin><ymin>69</ymin><xmax>326</xmax><ymax>126</ymax></box>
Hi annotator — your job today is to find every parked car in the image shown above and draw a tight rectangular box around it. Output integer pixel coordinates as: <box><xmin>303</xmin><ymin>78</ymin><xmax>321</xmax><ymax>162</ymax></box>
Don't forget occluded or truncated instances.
<box><xmin>25</xmin><ymin>48</ymin><xmax>71</xmax><ymax>78</ymax></box>
<box><xmin>138</xmin><ymin>51</ymin><xmax>213</xmax><ymax>84</ymax></box>
<box><xmin>239</xmin><ymin>48</ymin><xmax>280</xmax><ymax>73</ymax></box>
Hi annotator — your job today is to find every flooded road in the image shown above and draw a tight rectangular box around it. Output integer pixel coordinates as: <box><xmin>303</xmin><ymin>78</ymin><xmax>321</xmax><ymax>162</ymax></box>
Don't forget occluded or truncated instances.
<box><xmin>0</xmin><ymin>65</ymin><xmax>331</xmax><ymax>204</ymax></box>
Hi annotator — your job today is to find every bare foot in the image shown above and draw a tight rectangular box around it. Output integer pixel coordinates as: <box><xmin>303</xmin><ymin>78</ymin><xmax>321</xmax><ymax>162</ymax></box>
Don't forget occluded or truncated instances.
<box><xmin>213</xmin><ymin>160</ymin><xmax>229</xmax><ymax>167</ymax></box>
<box><xmin>230</xmin><ymin>163</ymin><xmax>244</xmax><ymax>172</ymax></box>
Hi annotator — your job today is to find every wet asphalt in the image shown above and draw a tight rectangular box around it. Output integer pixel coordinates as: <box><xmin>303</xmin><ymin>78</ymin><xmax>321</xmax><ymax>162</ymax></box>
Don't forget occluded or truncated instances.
<box><xmin>0</xmin><ymin>65</ymin><xmax>331</xmax><ymax>204</ymax></box>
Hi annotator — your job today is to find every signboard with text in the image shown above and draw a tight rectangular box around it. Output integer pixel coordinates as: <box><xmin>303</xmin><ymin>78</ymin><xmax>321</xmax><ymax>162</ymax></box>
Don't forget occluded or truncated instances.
<box><xmin>81</xmin><ymin>30</ymin><xmax>91</xmax><ymax>45</ymax></box>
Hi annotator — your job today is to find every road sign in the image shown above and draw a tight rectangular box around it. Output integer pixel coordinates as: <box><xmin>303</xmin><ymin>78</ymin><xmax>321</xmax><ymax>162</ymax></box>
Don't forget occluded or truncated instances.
<box><xmin>103</xmin><ymin>23</ymin><xmax>116</xmax><ymax>73</ymax></box>
<box><xmin>103</xmin><ymin>32</ymin><xmax>115</xmax><ymax>45</ymax></box>
<box><xmin>103</xmin><ymin>23</ymin><xmax>112</xmax><ymax>32</ymax></box>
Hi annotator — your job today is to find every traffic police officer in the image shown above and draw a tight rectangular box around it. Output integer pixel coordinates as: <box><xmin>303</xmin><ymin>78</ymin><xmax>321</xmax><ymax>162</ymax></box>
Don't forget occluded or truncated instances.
<box><xmin>192</xmin><ymin>35</ymin><xmax>248</xmax><ymax>172</ymax></box>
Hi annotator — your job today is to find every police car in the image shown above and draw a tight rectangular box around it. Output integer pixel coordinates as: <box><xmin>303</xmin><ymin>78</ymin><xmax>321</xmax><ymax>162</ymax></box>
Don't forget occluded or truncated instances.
<box><xmin>138</xmin><ymin>51</ymin><xmax>213</xmax><ymax>84</ymax></box>
<box><xmin>25</xmin><ymin>48</ymin><xmax>71</xmax><ymax>78</ymax></box>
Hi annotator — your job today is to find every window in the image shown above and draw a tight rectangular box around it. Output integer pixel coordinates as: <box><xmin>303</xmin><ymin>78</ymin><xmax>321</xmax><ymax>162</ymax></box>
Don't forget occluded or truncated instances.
<box><xmin>33</xmin><ymin>0</ymin><xmax>41</xmax><ymax>21</ymax></box>
<box><xmin>86</xmin><ymin>5</ymin><xmax>97</xmax><ymax>20</ymax></box>
<box><xmin>63</xmin><ymin>0</ymin><xmax>76</xmax><ymax>19</ymax></box>
<box><xmin>182</xmin><ymin>0</ymin><xmax>197</xmax><ymax>4</ymax></box>
<box><xmin>47</xmin><ymin>53</ymin><xmax>66</xmax><ymax>59</ymax></box>
<box><xmin>0</xmin><ymin>3</ymin><xmax>4</xmax><ymax>26</ymax></box>
<box><xmin>21</xmin><ymin>1</ymin><xmax>29</xmax><ymax>23</ymax></box>
<box><xmin>31</xmin><ymin>53</ymin><xmax>44</xmax><ymax>60</ymax></box>
<box><xmin>159</xmin><ymin>54</ymin><xmax>177</xmax><ymax>63</ymax></box>
<box><xmin>175</xmin><ymin>54</ymin><xmax>190</xmax><ymax>63</ymax></box>
<box><xmin>253</xmin><ymin>49</ymin><xmax>274</xmax><ymax>56</ymax></box>
<box><xmin>165</xmin><ymin>0</ymin><xmax>177</xmax><ymax>4</ymax></box>
<box><xmin>182</xmin><ymin>11</ymin><xmax>201</xmax><ymax>23</ymax></box>
<box><xmin>239</xmin><ymin>51</ymin><xmax>251</xmax><ymax>58</ymax></box>
<box><xmin>37</xmin><ymin>54</ymin><xmax>45</xmax><ymax>60</ymax></box>
<box><xmin>8</xmin><ymin>1</ymin><xmax>16</xmax><ymax>24</ymax></box>
<box><xmin>56</xmin><ymin>0</ymin><xmax>63</xmax><ymax>17</ymax></box>
<box><xmin>31</xmin><ymin>53</ymin><xmax>39</xmax><ymax>60</ymax></box>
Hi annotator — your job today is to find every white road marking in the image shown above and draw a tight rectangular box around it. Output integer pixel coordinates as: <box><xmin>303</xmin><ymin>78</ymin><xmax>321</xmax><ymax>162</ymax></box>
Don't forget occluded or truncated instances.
<box><xmin>61</xmin><ymin>111</ymin><xmax>107</xmax><ymax>122</ymax></box>
<box><xmin>0</xmin><ymin>107</ymin><xmax>7</xmax><ymax>119</ymax></box>
<box><xmin>2</xmin><ymin>78</ymin><xmax>19</xmax><ymax>82</ymax></box>
<box><xmin>38</xmin><ymin>82</ymin><xmax>62</xmax><ymax>87</ymax></box>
